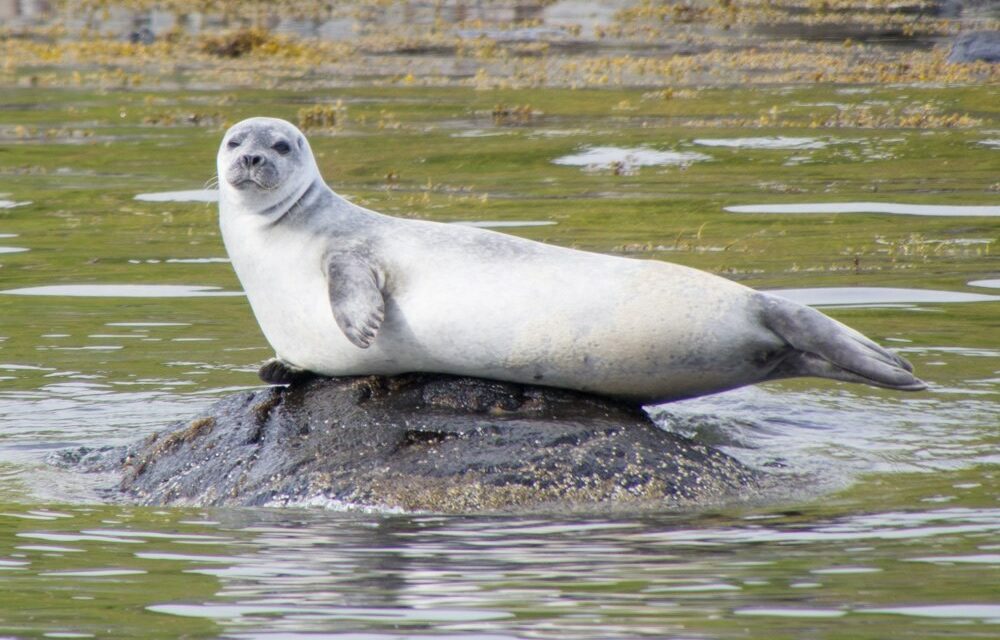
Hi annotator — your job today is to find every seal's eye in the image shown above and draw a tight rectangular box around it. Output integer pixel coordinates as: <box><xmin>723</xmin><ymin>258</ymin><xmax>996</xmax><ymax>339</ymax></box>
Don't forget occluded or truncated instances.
<box><xmin>272</xmin><ymin>140</ymin><xmax>291</xmax><ymax>155</ymax></box>
<box><xmin>226</xmin><ymin>139</ymin><xmax>241</xmax><ymax>149</ymax></box>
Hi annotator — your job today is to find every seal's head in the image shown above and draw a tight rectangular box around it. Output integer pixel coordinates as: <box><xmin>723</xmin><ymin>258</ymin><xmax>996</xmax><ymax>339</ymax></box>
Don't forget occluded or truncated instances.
<box><xmin>217</xmin><ymin>117</ymin><xmax>318</xmax><ymax>215</ymax></box>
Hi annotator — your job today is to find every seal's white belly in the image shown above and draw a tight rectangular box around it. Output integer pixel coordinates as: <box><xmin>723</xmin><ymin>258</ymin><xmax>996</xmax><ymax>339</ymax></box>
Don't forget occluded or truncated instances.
<box><xmin>225</xmin><ymin>216</ymin><xmax>777</xmax><ymax>400</ymax></box>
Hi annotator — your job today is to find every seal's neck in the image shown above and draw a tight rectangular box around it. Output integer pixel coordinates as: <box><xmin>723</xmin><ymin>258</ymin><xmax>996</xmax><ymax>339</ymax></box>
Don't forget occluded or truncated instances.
<box><xmin>261</xmin><ymin>175</ymin><xmax>325</xmax><ymax>226</ymax></box>
<box><xmin>220</xmin><ymin>168</ymin><xmax>327</xmax><ymax>227</ymax></box>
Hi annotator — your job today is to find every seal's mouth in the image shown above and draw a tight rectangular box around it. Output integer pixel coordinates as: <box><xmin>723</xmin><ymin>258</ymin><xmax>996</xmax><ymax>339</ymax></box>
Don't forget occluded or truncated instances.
<box><xmin>226</xmin><ymin>166</ymin><xmax>280</xmax><ymax>191</ymax></box>
<box><xmin>230</xmin><ymin>176</ymin><xmax>265</xmax><ymax>190</ymax></box>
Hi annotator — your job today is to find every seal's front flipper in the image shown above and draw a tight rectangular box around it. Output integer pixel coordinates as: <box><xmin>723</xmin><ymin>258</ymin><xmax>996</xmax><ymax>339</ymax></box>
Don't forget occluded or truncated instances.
<box><xmin>259</xmin><ymin>358</ymin><xmax>313</xmax><ymax>385</ymax></box>
<box><xmin>325</xmin><ymin>252</ymin><xmax>386</xmax><ymax>349</ymax></box>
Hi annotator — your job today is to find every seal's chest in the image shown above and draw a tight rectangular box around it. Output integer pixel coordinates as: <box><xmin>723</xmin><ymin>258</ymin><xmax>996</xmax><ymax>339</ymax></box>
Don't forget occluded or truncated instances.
<box><xmin>232</xmin><ymin>226</ymin><xmax>331</xmax><ymax>342</ymax></box>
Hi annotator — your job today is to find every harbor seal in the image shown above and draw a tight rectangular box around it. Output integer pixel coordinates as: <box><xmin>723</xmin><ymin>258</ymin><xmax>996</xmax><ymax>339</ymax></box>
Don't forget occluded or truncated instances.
<box><xmin>217</xmin><ymin>117</ymin><xmax>926</xmax><ymax>403</ymax></box>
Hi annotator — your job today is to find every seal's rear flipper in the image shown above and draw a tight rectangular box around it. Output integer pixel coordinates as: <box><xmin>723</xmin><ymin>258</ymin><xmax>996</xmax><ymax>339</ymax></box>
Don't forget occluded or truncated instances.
<box><xmin>757</xmin><ymin>293</ymin><xmax>927</xmax><ymax>391</ymax></box>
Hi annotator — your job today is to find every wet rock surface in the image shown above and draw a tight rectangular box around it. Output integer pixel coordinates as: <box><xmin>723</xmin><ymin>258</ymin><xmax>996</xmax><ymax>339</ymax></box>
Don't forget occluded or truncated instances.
<box><xmin>948</xmin><ymin>31</ymin><xmax>1000</xmax><ymax>63</ymax></box>
<box><xmin>62</xmin><ymin>374</ymin><xmax>759</xmax><ymax>512</ymax></box>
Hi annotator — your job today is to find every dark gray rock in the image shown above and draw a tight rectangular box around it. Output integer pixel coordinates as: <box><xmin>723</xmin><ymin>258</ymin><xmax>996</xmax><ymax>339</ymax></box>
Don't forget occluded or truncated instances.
<box><xmin>937</xmin><ymin>0</ymin><xmax>1000</xmax><ymax>20</ymax></box>
<box><xmin>948</xmin><ymin>31</ymin><xmax>1000</xmax><ymax>63</ymax></box>
<box><xmin>63</xmin><ymin>374</ymin><xmax>759</xmax><ymax>512</ymax></box>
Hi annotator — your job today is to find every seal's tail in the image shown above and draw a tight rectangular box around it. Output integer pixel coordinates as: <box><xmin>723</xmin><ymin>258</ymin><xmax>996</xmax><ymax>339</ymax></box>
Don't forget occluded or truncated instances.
<box><xmin>758</xmin><ymin>293</ymin><xmax>927</xmax><ymax>391</ymax></box>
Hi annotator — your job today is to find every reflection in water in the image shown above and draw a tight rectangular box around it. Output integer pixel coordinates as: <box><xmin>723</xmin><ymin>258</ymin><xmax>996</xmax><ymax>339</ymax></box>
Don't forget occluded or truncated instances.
<box><xmin>693</xmin><ymin>137</ymin><xmax>828</xmax><ymax>150</ymax></box>
<box><xmin>134</xmin><ymin>189</ymin><xmax>219</xmax><ymax>203</ymax></box>
<box><xmin>451</xmin><ymin>220</ymin><xmax>557</xmax><ymax>228</ymax></box>
<box><xmin>105</xmin><ymin>322</ymin><xmax>191</xmax><ymax>327</ymax></box>
<box><xmin>735</xmin><ymin>607</ymin><xmax>846</xmax><ymax>618</ymax></box>
<box><xmin>767</xmin><ymin>286</ymin><xmax>1000</xmax><ymax>307</ymax></box>
<box><xmin>164</xmin><ymin>257</ymin><xmax>230</xmax><ymax>264</ymax></box>
<box><xmin>969</xmin><ymin>279</ymin><xmax>1000</xmax><ymax>289</ymax></box>
<box><xmin>553</xmin><ymin>146</ymin><xmax>711</xmax><ymax>171</ymax></box>
<box><xmin>450</xmin><ymin>128</ymin><xmax>515</xmax><ymax>138</ymax></box>
<box><xmin>910</xmin><ymin>554</ymin><xmax>1000</xmax><ymax>564</ymax></box>
<box><xmin>40</xmin><ymin>568</ymin><xmax>148</xmax><ymax>577</ymax></box>
<box><xmin>0</xmin><ymin>284</ymin><xmax>243</xmax><ymax>297</ymax></box>
<box><xmin>862</xmin><ymin>604</ymin><xmax>1000</xmax><ymax>622</ymax></box>
<box><xmin>726</xmin><ymin>202</ymin><xmax>1000</xmax><ymax>216</ymax></box>
<box><xmin>4</xmin><ymin>505</ymin><xmax>996</xmax><ymax>638</ymax></box>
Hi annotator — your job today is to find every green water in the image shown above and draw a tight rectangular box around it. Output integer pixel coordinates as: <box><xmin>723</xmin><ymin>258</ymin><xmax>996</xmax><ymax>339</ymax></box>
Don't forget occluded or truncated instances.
<box><xmin>0</xmin><ymin>84</ymin><xmax>998</xmax><ymax>638</ymax></box>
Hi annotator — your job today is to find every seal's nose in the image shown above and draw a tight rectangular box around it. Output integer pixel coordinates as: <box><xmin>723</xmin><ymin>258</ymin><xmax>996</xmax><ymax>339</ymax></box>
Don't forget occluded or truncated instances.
<box><xmin>240</xmin><ymin>154</ymin><xmax>264</xmax><ymax>168</ymax></box>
